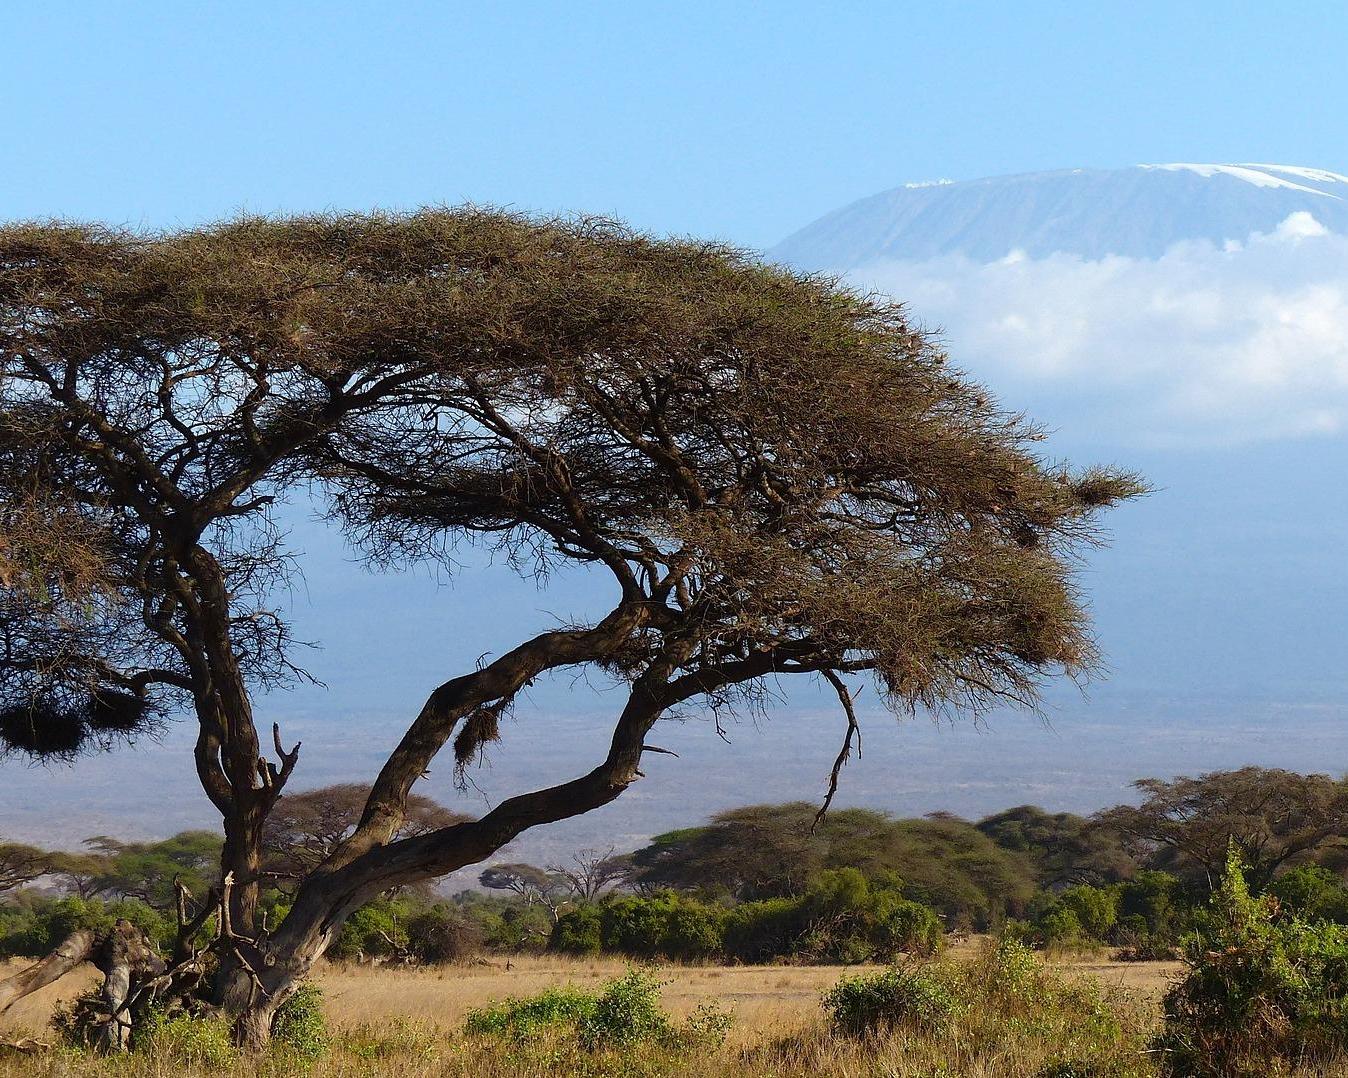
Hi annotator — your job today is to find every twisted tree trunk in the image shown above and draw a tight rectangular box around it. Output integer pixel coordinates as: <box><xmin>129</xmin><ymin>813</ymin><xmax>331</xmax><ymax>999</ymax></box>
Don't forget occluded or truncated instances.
<box><xmin>0</xmin><ymin>929</ymin><xmax>96</xmax><ymax>1016</ymax></box>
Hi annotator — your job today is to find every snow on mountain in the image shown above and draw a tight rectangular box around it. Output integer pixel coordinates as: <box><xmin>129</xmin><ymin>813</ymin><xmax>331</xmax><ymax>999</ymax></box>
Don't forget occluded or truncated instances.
<box><xmin>771</xmin><ymin>164</ymin><xmax>1348</xmax><ymax>269</ymax></box>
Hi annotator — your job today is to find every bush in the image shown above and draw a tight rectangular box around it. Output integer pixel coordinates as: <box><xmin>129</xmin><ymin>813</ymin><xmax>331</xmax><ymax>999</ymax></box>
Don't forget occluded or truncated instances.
<box><xmin>577</xmin><ymin>967</ymin><xmax>678</xmax><ymax>1050</ymax></box>
<box><xmin>1059</xmin><ymin>885</ymin><xmax>1119</xmax><ymax>940</ymax></box>
<box><xmin>1156</xmin><ymin>847</ymin><xmax>1348</xmax><ymax>1076</ymax></box>
<box><xmin>551</xmin><ymin>904</ymin><xmax>603</xmax><ymax>955</ymax></box>
<box><xmin>0</xmin><ymin>895</ymin><xmax>174</xmax><ymax>958</ymax></box>
<box><xmin>722</xmin><ymin>896</ymin><xmax>799</xmax><ymax>962</ymax></box>
<box><xmin>873</xmin><ymin>893</ymin><xmax>945</xmax><ymax>958</ymax></box>
<box><xmin>465</xmin><ymin>984</ymin><xmax>599</xmax><ymax>1040</ymax></box>
<box><xmin>1269</xmin><ymin>864</ymin><xmax>1348</xmax><ymax>923</ymax></box>
<box><xmin>722</xmin><ymin>871</ymin><xmax>945</xmax><ymax>964</ymax></box>
<box><xmin>272</xmin><ymin>982</ymin><xmax>329</xmax><ymax>1059</ymax></box>
<box><xmin>545</xmin><ymin>871</ymin><xmax>945</xmax><ymax>965</ymax></box>
<box><xmin>139</xmin><ymin>1009</ymin><xmax>238</xmax><ymax>1068</ymax></box>
<box><xmin>464</xmin><ymin>966</ymin><xmax>731</xmax><ymax>1053</ymax></box>
<box><xmin>823</xmin><ymin>965</ymin><xmax>959</xmax><ymax>1036</ymax></box>
<box><xmin>330</xmin><ymin>897</ymin><xmax>406</xmax><ymax>962</ymax></box>
<box><xmin>1039</xmin><ymin>906</ymin><xmax>1085</xmax><ymax>945</ymax></box>
<box><xmin>598</xmin><ymin>893</ymin><xmax>727</xmax><ymax>960</ymax></box>
<box><xmin>405</xmin><ymin>904</ymin><xmax>483</xmax><ymax>963</ymax></box>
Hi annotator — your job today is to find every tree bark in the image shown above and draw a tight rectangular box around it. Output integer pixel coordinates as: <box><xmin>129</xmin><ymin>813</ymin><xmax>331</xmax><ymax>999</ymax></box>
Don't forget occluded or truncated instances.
<box><xmin>90</xmin><ymin>920</ymin><xmax>165</xmax><ymax>1052</ymax></box>
<box><xmin>0</xmin><ymin>929</ymin><xmax>96</xmax><ymax>1016</ymax></box>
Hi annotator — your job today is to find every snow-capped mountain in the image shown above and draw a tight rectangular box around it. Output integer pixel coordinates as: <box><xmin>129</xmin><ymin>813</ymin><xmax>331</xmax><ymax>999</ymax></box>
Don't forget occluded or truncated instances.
<box><xmin>771</xmin><ymin>164</ymin><xmax>1348</xmax><ymax>268</ymax></box>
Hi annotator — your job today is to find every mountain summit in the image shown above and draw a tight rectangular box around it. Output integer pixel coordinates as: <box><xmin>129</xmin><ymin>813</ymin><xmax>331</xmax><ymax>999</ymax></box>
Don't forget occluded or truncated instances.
<box><xmin>771</xmin><ymin>164</ymin><xmax>1348</xmax><ymax>269</ymax></box>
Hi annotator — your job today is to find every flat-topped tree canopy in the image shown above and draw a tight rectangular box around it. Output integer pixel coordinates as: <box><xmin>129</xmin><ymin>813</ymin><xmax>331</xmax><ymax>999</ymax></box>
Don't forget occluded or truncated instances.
<box><xmin>0</xmin><ymin>208</ymin><xmax>1141</xmax><ymax>1044</ymax></box>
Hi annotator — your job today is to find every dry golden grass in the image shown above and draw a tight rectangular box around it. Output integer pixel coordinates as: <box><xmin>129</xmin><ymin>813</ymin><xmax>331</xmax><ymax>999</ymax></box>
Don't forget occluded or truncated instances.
<box><xmin>311</xmin><ymin>946</ymin><xmax>1182</xmax><ymax>1039</ymax></box>
<box><xmin>1</xmin><ymin>940</ymin><xmax>1183</xmax><ymax>1038</ymax></box>
<box><xmin>0</xmin><ymin>944</ymin><xmax>1189</xmax><ymax>1077</ymax></box>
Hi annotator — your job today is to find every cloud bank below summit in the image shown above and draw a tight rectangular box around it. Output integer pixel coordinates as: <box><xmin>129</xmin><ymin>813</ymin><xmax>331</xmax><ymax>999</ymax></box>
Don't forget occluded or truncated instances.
<box><xmin>851</xmin><ymin>213</ymin><xmax>1348</xmax><ymax>446</ymax></box>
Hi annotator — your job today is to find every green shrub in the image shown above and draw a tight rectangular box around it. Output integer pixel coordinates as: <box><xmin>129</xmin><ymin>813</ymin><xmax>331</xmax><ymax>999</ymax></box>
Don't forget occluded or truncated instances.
<box><xmin>984</xmin><ymin>935</ymin><xmax>1044</xmax><ymax>998</ymax></box>
<box><xmin>139</xmin><ymin>1009</ymin><xmax>238</xmax><ymax>1068</ymax></box>
<box><xmin>1059</xmin><ymin>885</ymin><xmax>1119</xmax><ymax>940</ymax></box>
<box><xmin>596</xmin><ymin>893</ymin><xmax>727</xmax><ymax>960</ymax></box>
<box><xmin>660</xmin><ymin>901</ymin><xmax>726</xmax><ymax>959</ymax></box>
<box><xmin>330</xmin><ymin>897</ymin><xmax>406</xmax><ymax>962</ymax></box>
<box><xmin>822</xmin><ymin>965</ymin><xmax>958</xmax><ymax>1036</ymax></box>
<box><xmin>551</xmin><ymin>904</ymin><xmax>603</xmax><ymax>955</ymax></box>
<box><xmin>464</xmin><ymin>983</ymin><xmax>598</xmax><ymax>1040</ymax></box>
<box><xmin>874</xmin><ymin>893</ymin><xmax>945</xmax><ymax>958</ymax></box>
<box><xmin>464</xmin><ymin>967</ymin><xmax>731</xmax><ymax>1053</ymax></box>
<box><xmin>405</xmin><ymin>904</ymin><xmax>483</xmax><ymax>963</ymax></box>
<box><xmin>722</xmin><ymin>871</ymin><xmax>945</xmax><ymax>963</ymax></box>
<box><xmin>0</xmin><ymin>895</ymin><xmax>174</xmax><ymax>958</ymax></box>
<box><xmin>1039</xmin><ymin>906</ymin><xmax>1085</xmax><ymax>945</ymax></box>
<box><xmin>271</xmin><ymin>982</ymin><xmax>329</xmax><ymax>1059</ymax></box>
<box><xmin>577</xmin><ymin>967</ymin><xmax>676</xmax><ymax>1050</ymax></box>
<box><xmin>1156</xmin><ymin>846</ymin><xmax>1348</xmax><ymax>1076</ymax></box>
<box><xmin>1269</xmin><ymin>864</ymin><xmax>1348</xmax><ymax>923</ymax></box>
<box><xmin>722</xmin><ymin>896</ymin><xmax>799</xmax><ymax>962</ymax></box>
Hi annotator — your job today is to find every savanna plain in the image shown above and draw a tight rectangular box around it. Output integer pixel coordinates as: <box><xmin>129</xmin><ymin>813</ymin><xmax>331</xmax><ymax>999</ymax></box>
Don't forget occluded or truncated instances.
<box><xmin>1</xmin><ymin>945</ymin><xmax>1182</xmax><ymax>1078</ymax></box>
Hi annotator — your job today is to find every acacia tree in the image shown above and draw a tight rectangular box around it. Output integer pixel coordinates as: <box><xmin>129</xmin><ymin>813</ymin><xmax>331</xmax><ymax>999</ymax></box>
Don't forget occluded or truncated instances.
<box><xmin>549</xmin><ymin>846</ymin><xmax>632</xmax><ymax>901</ymax></box>
<box><xmin>261</xmin><ymin>783</ymin><xmax>466</xmax><ymax>878</ymax></box>
<box><xmin>0</xmin><ymin>839</ymin><xmax>52</xmax><ymax>896</ymax></box>
<box><xmin>479</xmin><ymin>863</ymin><xmax>571</xmax><ymax>922</ymax></box>
<box><xmin>0</xmin><ymin>210</ymin><xmax>1139</xmax><ymax>1046</ymax></box>
<box><xmin>1096</xmin><ymin>767</ymin><xmax>1348</xmax><ymax>891</ymax></box>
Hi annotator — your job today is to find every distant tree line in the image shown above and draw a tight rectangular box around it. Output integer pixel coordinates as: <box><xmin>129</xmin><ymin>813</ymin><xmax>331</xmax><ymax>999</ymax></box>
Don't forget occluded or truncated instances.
<box><xmin>5</xmin><ymin>765</ymin><xmax>1348</xmax><ymax>968</ymax></box>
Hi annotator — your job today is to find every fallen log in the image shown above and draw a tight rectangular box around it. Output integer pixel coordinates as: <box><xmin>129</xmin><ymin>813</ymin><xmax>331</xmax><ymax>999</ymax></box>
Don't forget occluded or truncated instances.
<box><xmin>0</xmin><ymin>928</ymin><xmax>96</xmax><ymax>1016</ymax></box>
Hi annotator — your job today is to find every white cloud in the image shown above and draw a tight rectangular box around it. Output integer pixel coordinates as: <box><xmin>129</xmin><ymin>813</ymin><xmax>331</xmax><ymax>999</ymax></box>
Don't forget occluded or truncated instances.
<box><xmin>853</xmin><ymin>216</ymin><xmax>1348</xmax><ymax>445</ymax></box>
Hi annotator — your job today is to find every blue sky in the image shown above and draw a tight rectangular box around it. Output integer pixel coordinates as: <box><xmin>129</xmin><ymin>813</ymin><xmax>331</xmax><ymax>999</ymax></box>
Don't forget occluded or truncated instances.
<box><xmin>3</xmin><ymin>2</ymin><xmax>1346</xmax><ymax>247</ymax></box>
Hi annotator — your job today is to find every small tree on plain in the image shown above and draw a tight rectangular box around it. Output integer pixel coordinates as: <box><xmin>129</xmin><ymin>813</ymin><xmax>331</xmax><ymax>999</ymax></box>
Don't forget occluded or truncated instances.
<box><xmin>549</xmin><ymin>847</ymin><xmax>632</xmax><ymax>902</ymax></box>
<box><xmin>479</xmin><ymin>863</ymin><xmax>571</xmax><ymax>923</ymax></box>
<box><xmin>0</xmin><ymin>209</ymin><xmax>1140</xmax><ymax>1046</ymax></box>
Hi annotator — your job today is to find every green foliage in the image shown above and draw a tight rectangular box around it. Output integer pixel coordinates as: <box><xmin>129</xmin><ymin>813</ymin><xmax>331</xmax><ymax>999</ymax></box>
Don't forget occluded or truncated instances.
<box><xmin>887</xmin><ymin>816</ymin><xmax>1038</xmax><ymax>929</ymax></box>
<box><xmin>723</xmin><ymin>870</ymin><xmax>943</xmax><ymax>963</ymax></box>
<box><xmin>1058</xmin><ymin>885</ymin><xmax>1119</xmax><ymax>939</ymax></box>
<box><xmin>83</xmin><ymin>830</ymin><xmax>222</xmax><ymax>909</ymax></box>
<box><xmin>629</xmin><ymin>803</ymin><xmax>1035</xmax><ymax>930</ymax></box>
<box><xmin>138</xmin><ymin>1008</ymin><xmax>238</xmax><ymax>1068</ymax></box>
<box><xmin>405</xmin><ymin>904</ymin><xmax>483</xmax><ymax>963</ymax></box>
<box><xmin>327</xmin><ymin>893</ymin><xmax>485</xmax><ymax>965</ymax></box>
<box><xmin>465</xmin><ymin>984</ymin><xmax>599</xmax><ymax>1040</ymax></box>
<box><xmin>823</xmin><ymin>965</ymin><xmax>959</xmax><ymax>1036</ymax></box>
<box><xmin>271</xmin><ymin>982</ymin><xmax>329</xmax><ymax>1059</ymax></box>
<box><xmin>818</xmin><ymin>936</ymin><xmax>1131</xmax><ymax>1071</ymax></box>
<box><xmin>1157</xmin><ymin>847</ymin><xmax>1348</xmax><ymax>1076</ymax></box>
<box><xmin>977</xmin><ymin>804</ymin><xmax>1136</xmax><ymax>888</ymax></box>
<box><xmin>464</xmin><ymin>967</ymin><xmax>731</xmax><ymax>1054</ymax></box>
<box><xmin>551</xmin><ymin>903</ymin><xmax>604</xmax><ymax>955</ymax></box>
<box><xmin>0</xmin><ymin>894</ymin><xmax>174</xmax><ymax>958</ymax></box>
<box><xmin>1268</xmin><ymin>863</ymin><xmax>1348</xmax><ymax>922</ymax></box>
<box><xmin>599</xmin><ymin>893</ymin><xmax>727</xmax><ymax>960</ymax></box>
<box><xmin>578</xmin><ymin>968</ymin><xmax>679</xmax><ymax>1050</ymax></box>
<box><xmin>1038</xmin><ymin>906</ymin><xmax>1086</xmax><ymax>945</ymax></box>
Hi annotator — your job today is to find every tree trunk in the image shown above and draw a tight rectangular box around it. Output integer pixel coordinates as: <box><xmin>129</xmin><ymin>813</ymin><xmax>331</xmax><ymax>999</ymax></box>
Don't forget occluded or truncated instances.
<box><xmin>90</xmin><ymin>921</ymin><xmax>165</xmax><ymax>1052</ymax></box>
<box><xmin>0</xmin><ymin>929</ymin><xmax>96</xmax><ymax>1016</ymax></box>
<box><xmin>232</xmin><ymin>996</ymin><xmax>280</xmax><ymax>1051</ymax></box>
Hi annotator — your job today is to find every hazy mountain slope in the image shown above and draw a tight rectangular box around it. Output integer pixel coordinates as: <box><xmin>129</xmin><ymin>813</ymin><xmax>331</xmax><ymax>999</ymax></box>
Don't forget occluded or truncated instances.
<box><xmin>771</xmin><ymin>164</ymin><xmax>1348</xmax><ymax>267</ymax></box>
